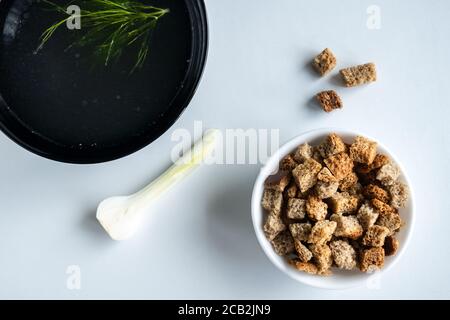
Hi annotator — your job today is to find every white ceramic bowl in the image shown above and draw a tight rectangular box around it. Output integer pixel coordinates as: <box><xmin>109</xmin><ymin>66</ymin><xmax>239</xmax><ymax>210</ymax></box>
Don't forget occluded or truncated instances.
<box><xmin>251</xmin><ymin>128</ymin><xmax>415</xmax><ymax>289</ymax></box>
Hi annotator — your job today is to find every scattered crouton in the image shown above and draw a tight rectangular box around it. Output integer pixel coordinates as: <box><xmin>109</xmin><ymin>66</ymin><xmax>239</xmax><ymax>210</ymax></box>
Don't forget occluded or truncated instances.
<box><xmin>279</xmin><ymin>154</ymin><xmax>298</xmax><ymax>171</ymax></box>
<box><xmin>384</xmin><ymin>236</ymin><xmax>399</xmax><ymax>256</ymax></box>
<box><xmin>376</xmin><ymin>212</ymin><xmax>402</xmax><ymax>235</ymax></box>
<box><xmin>317</xmin><ymin>167</ymin><xmax>337</xmax><ymax>183</ymax></box>
<box><xmin>318</xmin><ymin>133</ymin><xmax>347</xmax><ymax>159</ymax></box>
<box><xmin>340</xmin><ymin>63</ymin><xmax>377</xmax><ymax>87</ymax></box>
<box><xmin>271</xmin><ymin>230</ymin><xmax>295</xmax><ymax>255</ymax></box>
<box><xmin>359</xmin><ymin>247</ymin><xmax>385</xmax><ymax>272</ymax></box>
<box><xmin>329</xmin><ymin>192</ymin><xmax>359</xmax><ymax>215</ymax></box>
<box><xmin>261</xmin><ymin>189</ymin><xmax>283</xmax><ymax>214</ymax></box>
<box><xmin>330</xmin><ymin>240</ymin><xmax>357</xmax><ymax>270</ymax></box>
<box><xmin>293</xmin><ymin>143</ymin><xmax>313</xmax><ymax>163</ymax></box>
<box><xmin>294</xmin><ymin>240</ymin><xmax>313</xmax><ymax>262</ymax></box>
<box><xmin>264</xmin><ymin>213</ymin><xmax>286</xmax><ymax>240</ymax></box>
<box><xmin>306</xmin><ymin>196</ymin><xmax>328</xmax><ymax>221</ymax></box>
<box><xmin>308</xmin><ymin>220</ymin><xmax>337</xmax><ymax>244</ymax></box>
<box><xmin>349</xmin><ymin>136</ymin><xmax>377</xmax><ymax>165</ymax></box>
<box><xmin>376</xmin><ymin>162</ymin><xmax>400</xmax><ymax>186</ymax></box>
<box><xmin>363</xmin><ymin>184</ymin><xmax>390</xmax><ymax>203</ymax></box>
<box><xmin>316</xmin><ymin>90</ymin><xmax>343</xmax><ymax>113</ymax></box>
<box><xmin>289</xmin><ymin>223</ymin><xmax>312</xmax><ymax>242</ymax></box>
<box><xmin>289</xmin><ymin>260</ymin><xmax>318</xmax><ymax>275</ymax></box>
<box><xmin>313</xmin><ymin>48</ymin><xmax>337</xmax><ymax>76</ymax></box>
<box><xmin>331</xmin><ymin>215</ymin><xmax>363</xmax><ymax>240</ymax></box>
<box><xmin>362</xmin><ymin>225</ymin><xmax>390</xmax><ymax>247</ymax></box>
<box><xmin>357</xmin><ymin>203</ymin><xmax>379</xmax><ymax>230</ymax></box>
<box><xmin>286</xmin><ymin>198</ymin><xmax>307</xmax><ymax>220</ymax></box>
<box><xmin>324</xmin><ymin>152</ymin><xmax>354</xmax><ymax>180</ymax></box>
<box><xmin>292</xmin><ymin>158</ymin><xmax>322</xmax><ymax>193</ymax></box>
<box><xmin>310</xmin><ymin>243</ymin><xmax>333</xmax><ymax>274</ymax></box>
<box><xmin>371</xmin><ymin>198</ymin><xmax>397</xmax><ymax>215</ymax></box>
<box><xmin>315</xmin><ymin>180</ymin><xmax>339</xmax><ymax>199</ymax></box>
<box><xmin>389</xmin><ymin>181</ymin><xmax>409</xmax><ymax>209</ymax></box>
<box><xmin>339</xmin><ymin>172</ymin><xmax>358</xmax><ymax>192</ymax></box>
<box><xmin>264</xmin><ymin>173</ymin><xmax>291</xmax><ymax>193</ymax></box>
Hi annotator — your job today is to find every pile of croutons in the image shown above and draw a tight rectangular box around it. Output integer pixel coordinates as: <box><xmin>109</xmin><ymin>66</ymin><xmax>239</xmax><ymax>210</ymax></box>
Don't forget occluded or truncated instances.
<box><xmin>261</xmin><ymin>133</ymin><xmax>409</xmax><ymax>275</ymax></box>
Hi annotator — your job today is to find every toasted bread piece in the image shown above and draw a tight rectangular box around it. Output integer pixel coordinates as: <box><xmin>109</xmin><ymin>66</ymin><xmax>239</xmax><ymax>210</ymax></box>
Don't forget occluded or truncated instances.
<box><xmin>306</xmin><ymin>196</ymin><xmax>328</xmax><ymax>221</ymax></box>
<box><xmin>316</xmin><ymin>90</ymin><xmax>343</xmax><ymax>113</ymax></box>
<box><xmin>271</xmin><ymin>230</ymin><xmax>295</xmax><ymax>255</ymax></box>
<box><xmin>329</xmin><ymin>192</ymin><xmax>359</xmax><ymax>215</ymax></box>
<box><xmin>294</xmin><ymin>240</ymin><xmax>313</xmax><ymax>262</ymax></box>
<box><xmin>389</xmin><ymin>181</ymin><xmax>409</xmax><ymax>209</ymax></box>
<box><xmin>318</xmin><ymin>133</ymin><xmax>347</xmax><ymax>159</ymax></box>
<box><xmin>289</xmin><ymin>223</ymin><xmax>312</xmax><ymax>242</ymax></box>
<box><xmin>340</xmin><ymin>63</ymin><xmax>377</xmax><ymax>87</ymax></box>
<box><xmin>357</xmin><ymin>203</ymin><xmax>379</xmax><ymax>230</ymax></box>
<box><xmin>284</xmin><ymin>181</ymin><xmax>298</xmax><ymax>199</ymax></box>
<box><xmin>261</xmin><ymin>189</ymin><xmax>283</xmax><ymax>214</ymax></box>
<box><xmin>292</xmin><ymin>158</ymin><xmax>323</xmax><ymax>193</ymax></box>
<box><xmin>313</xmin><ymin>48</ymin><xmax>337</xmax><ymax>76</ymax></box>
<box><xmin>317</xmin><ymin>167</ymin><xmax>337</xmax><ymax>183</ymax></box>
<box><xmin>330</xmin><ymin>240</ymin><xmax>357</xmax><ymax>270</ymax></box>
<box><xmin>371</xmin><ymin>198</ymin><xmax>397</xmax><ymax>215</ymax></box>
<box><xmin>359</xmin><ymin>247</ymin><xmax>385</xmax><ymax>272</ymax></box>
<box><xmin>308</xmin><ymin>220</ymin><xmax>337</xmax><ymax>244</ymax></box>
<box><xmin>349</xmin><ymin>136</ymin><xmax>377</xmax><ymax>165</ymax></box>
<box><xmin>264</xmin><ymin>173</ymin><xmax>291</xmax><ymax>193</ymax></box>
<box><xmin>315</xmin><ymin>180</ymin><xmax>339</xmax><ymax>199</ymax></box>
<box><xmin>280</xmin><ymin>154</ymin><xmax>298</xmax><ymax>171</ymax></box>
<box><xmin>331</xmin><ymin>214</ymin><xmax>363</xmax><ymax>240</ymax></box>
<box><xmin>362</xmin><ymin>225</ymin><xmax>390</xmax><ymax>247</ymax></box>
<box><xmin>264</xmin><ymin>212</ymin><xmax>286</xmax><ymax>240</ymax></box>
<box><xmin>376</xmin><ymin>163</ymin><xmax>400</xmax><ymax>186</ymax></box>
<box><xmin>324</xmin><ymin>153</ymin><xmax>354</xmax><ymax>180</ymax></box>
<box><xmin>370</xmin><ymin>154</ymin><xmax>390</xmax><ymax>170</ymax></box>
<box><xmin>384</xmin><ymin>236</ymin><xmax>399</xmax><ymax>256</ymax></box>
<box><xmin>376</xmin><ymin>212</ymin><xmax>402</xmax><ymax>235</ymax></box>
<box><xmin>286</xmin><ymin>198</ymin><xmax>307</xmax><ymax>220</ymax></box>
<box><xmin>293</xmin><ymin>143</ymin><xmax>313</xmax><ymax>163</ymax></box>
<box><xmin>289</xmin><ymin>260</ymin><xmax>318</xmax><ymax>275</ymax></box>
<box><xmin>310</xmin><ymin>243</ymin><xmax>333</xmax><ymax>274</ymax></box>
<box><xmin>339</xmin><ymin>172</ymin><xmax>358</xmax><ymax>192</ymax></box>
<box><xmin>363</xmin><ymin>184</ymin><xmax>390</xmax><ymax>203</ymax></box>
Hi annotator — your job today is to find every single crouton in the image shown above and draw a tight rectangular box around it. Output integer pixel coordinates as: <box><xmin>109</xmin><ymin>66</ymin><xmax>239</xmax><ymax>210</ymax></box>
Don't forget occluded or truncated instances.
<box><xmin>330</xmin><ymin>240</ymin><xmax>357</xmax><ymax>270</ymax></box>
<box><xmin>328</xmin><ymin>192</ymin><xmax>359</xmax><ymax>215</ymax></box>
<box><xmin>271</xmin><ymin>230</ymin><xmax>295</xmax><ymax>255</ymax></box>
<box><xmin>317</xmin><ymin>167</ymin><xmax>337</xmax><ymax>183</ymax></box>
<box><xmin>289</xmin><ymin>260</ymin><xmax>318</xmax><ymax>275</ymax></box>
<box><xmin>294</xmin><ymin>240</ymin><xmax>313</xmax><ymax>262</ymax></box>
<box><xmin>311</xmin><ymin>146</ymin><xmax>324</xmax><ymax>163</ymax></box>
<box><xmin>371</xmin><ymin>198</ymin><xmax>397</xmax><ymax>215</ymax></box>
<box><xmin>313</xmin><ymin>48</ymin><xmax>337</xmax><ymax>76</ymax></box>
<box><xmin>389</xmin><ymin>181</ymin><xmax>409</xmax><ymax>209</ymax></box>
<box><xmin>318</xmin><ymin>133</ymin><xmax>347</xmax><ymax>159</ymax></box>
<box><xmin>357</xmin><ymin>203</ymin><xmax>379</xmax><ymax>230</ymax></box>
<box><xmin>376</xmin><ymin>162</ymin><xmax>400</xmax><ymax>186</ymax></box>
<box><xmin>286</xmin><ymin>198</ymin><xmax>307</xmax><ymax>220</ymax></box>
<box><xmin>370</xmin><ymin>154</ymin><xmax>390</xmax><ymax>170</ymax></box>
<box><xmin>306</xmin><ymin>196</ymin><xmax>328</xmax><ymax>221</ymax></box>
<box><xmin>310</xmin><ymin>243</ymin><xmax>333</xmax><ymax>274</ymax></box>
<box><xmin>264</xmin><ymin>173</ymin><xmax>291</xmax><ymax>193</ymax></box>
<box><xmin>284</xmin><ymin>182</ymin><xmax>298</xmax><ymax>199</ymax></box>
<box><xmin>308</xmin><ymin>220</ymin><xmax>337</xmax><ymax>244</ymax></box>
<box><xmin>293</xmin><ymin>143</ymin><xmax>313</xmax><ymax>163</ymax></box>
<box><xmin>362</xmin><ymin>225</ymin><xmax>390</xmax><ymax>247</ymax></box>
<box><xmin>347</xmin><ymin>182</ymin><xmax>363</xmax><ymax>196</ymax></box>
<box><xmin>359</xmin><ymin>247</ymin><xmax>385</xmax><ymax>272</ymax></box>
<box><xmin>279</xmin><ymin>154</ymin><xmax>298</xmax><ymax>171</ymax></box>
<box><xmin>349</xmin><ymin>136</ymin><xmax>377</xmax><ymax>165</ymax></box>
<box><xmin>316</xmin><ymin>90</ymin><xmax>343</xmax><ymax>113</ymax></box>
<box><xmin>384</xmin><ymin>236</ymin><xmax>399</xmax><ymax>256</ymax></box>
<box><xmin>340</xmin><ymin>63</ymin><xmax>377</xmax><ymax>87</ymax></box>
<box><xmin>324</xmin><ymin>152</ymin><xmax>354</xmax><ymax>180</ymax></box>
<box><xmin>261</xmin><ymin>189</ymin><xmax>283</xmax><ymax>214</ymax></box>
<box><xmin>363</xmin><ymin>184</ymin><xmax>390</xmax><ymax>203</ymax></box>
<box><xmin>339</xmin><ymin>172</ymin><xmax>358</xmax><ymax>192</ymax></box>
<box><xmin>331</xmin><ymin>215</ymin><xmax>363</xmax><ymax>240</ymax></box>
<box><xmin>264</xmin><ymin>213</ymin><xmax>286</xmax><ymax>240</ymax></box>
<box><xmin>289</xmin><ymin>223</ymin><xmax>312</xmax><ymax>242</ymax></box>
<box><xmin>376</xmin><ymin>212</ymin><xmax>402</xmax><ymax>235</ymax></box>
<box><xmin>292</xmin><ymin>158</ymin><xmax>323</xmax><ymax>193</ymax></box>
<box><xmin>315</xmin><ymin>180</ymin><xmax>339</xmax><ymax>199</ymax></box>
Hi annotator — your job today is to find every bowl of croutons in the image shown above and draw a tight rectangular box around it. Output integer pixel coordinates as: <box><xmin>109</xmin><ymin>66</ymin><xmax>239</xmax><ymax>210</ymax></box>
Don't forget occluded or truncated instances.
<box><xmin>251</xmin><ymin>129</ymin><xmax>414</xmax><ymax>289</ymax></box>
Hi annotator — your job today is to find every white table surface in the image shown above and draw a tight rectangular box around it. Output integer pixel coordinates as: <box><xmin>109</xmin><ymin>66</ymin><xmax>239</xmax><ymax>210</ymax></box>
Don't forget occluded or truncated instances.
<box><xmin>1</xmin><ymin>0</ymin><xmax>449</xmax><ymax>299</ymax></box>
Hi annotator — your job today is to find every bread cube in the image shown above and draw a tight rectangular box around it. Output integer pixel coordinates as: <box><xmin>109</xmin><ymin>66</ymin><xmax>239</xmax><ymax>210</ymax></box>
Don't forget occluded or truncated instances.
<box><xmin>363</xmin><ymin>184</ymin><xmax>390</xmax><ymax>203</ymax></box>
<box><xmin>306</xmin><ymin>196</ymin><xmax>328</xmax><ymax>221</ymax></box>
<box><xmin>293</xmin><ymin>143</ymin><xmax>313</xmax><ymax>163</ymax></box>
<box><xmin>310</xmin><ymin>243</ymin><xmax>333</xmax><ymax>274</ymax></box>
<box><xmin>313</xmin><ymin>48</ymin><xmax>337</xmax><ymax>76</ymax></box>
<box><xmin>317</xmin><ymin>167</ymin><xmax>337</xmax><ymax>183</ymax></box>
<box><xmin>289</xmin><ymin>223</ymin><xmax>312</xmax><ymax>242</ymax></box>
<box><xmin>329</xmin><ymin>192</ymin><xmax>359</xmax><ymax>215</ymax></box>
<box><xmin>284</xmin><ymin>182</ymin><xmax>298</xmax><ymax>199</ymax></box>
<box><xmin>331</xmin><ymin>215</ymin><xmax>363</xmax><ymax>240</ymax></box>
<box><xmin>261</xmin><ymin>189</ymin><xmax>283</xmax><ymax>214</ymax></box>
<box><xmin>362</xmin><ymin>225</ymin><xmax>390</xmax><ymax>247</ymax></box>
<box><xmin>289</xmin><ymin>260</ymin><xmax>318</xmax><ymax>275</ymax></box>
<box><xmin>308</xmin><ymin>220</ymin><xmax>337</xmax><ymax>244</ymax></box>
<box><xmin>371</xmin><ymin>198</ymin><xmax>397</xmax><ymax>215</ymax></box>
<box><xmin>271</xmin><ymin>230</ymin><xmax>295</xmax><ymax>255</ymax></box>
<box><xmin>349</xmin><ymin>136</ymin><xmax>377</xmax><ymax>165</ymax></box>
<box><xmin>376</xmin><ymin>212</ymin><xmax>402</xmax><ymax>235</ymax></box>
<box><xmin>316</xmin><ymin>90</ymin><xmax>343</xmax><ymax>113</ymax></box>
<box><xmin>371</xmin><ymin>154</ymin><xmax>390</xmax><ymax>170</ymax></box>
<box><xmin>279</xmin><ymin>154</ymin><xmax>298</xmax><ymax>171</ymax></box>
<box><xmin>286</xmin><ymin>198</ymin><xmax>307</xmax><ymax>220</ymax></box>
<box><xmin>357</xmin><ymin>203</ymin><xmax>379</xmax><ymax>230</ymax></box>
<box><xmin>264</xmin><ymin>173</ymin><xmax>291</xmax><ymax>193</ymax></box>
<box><xmin>292</xmin><ymin>158</ymin><xmax>322</xmax><ymax>193</ymax></box>
<box><xmin>324</xmin><ymin>152</ymin><xmax>354</xmax><ymax>180</ymax></box>
<box><xmin>384</xmin><ymin>236</ymin><xmax>399</xmax><ymax>256</ymax></box>
<box><xmin>376</xmin><ymin>162</ymin><xmax>400</xmax><ymax>186</ymax></box>
<box><xmin>340</xmin><ymin>63</ymin><xmax>377</xmax><ymax>87</ymax></box>
<box><xmin>294</xmin><ymin>240</ymin><xmax>313</xmax><ymax>262</ymax></box>
<box><xmin>330</xmin><ymin>240</ymin><xmax>357</xmax><ymax>270</ymax></box>
<box><xmin>389</xmin><ymin>181</ymin><xmax>409</xmax><ymax>209</ymax></box>
<box><xmin>339</xmin><ymin>172</ymin><xmax>358</xmax><ymax>192</ymax></box>
<box><xmin>264</xmin><ymin>213</ymin><xmax>286</xmax><ymax>240</ymax></box>
<box><xmin>359</xmin><ymin>247</ymin><xmax>385</xmax><ymax>272</ymax></box>
<box><xmin>315</xmin><ymin>180</ymin><xmax>339</xmax><ymax>199</ymax></box>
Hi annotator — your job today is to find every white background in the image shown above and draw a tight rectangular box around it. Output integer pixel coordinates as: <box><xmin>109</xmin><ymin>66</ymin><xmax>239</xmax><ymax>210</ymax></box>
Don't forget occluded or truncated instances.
<box><xmin>1</xmin><ymin>0</ymin><xmax>449</xmax><ymax>299</ymax></box>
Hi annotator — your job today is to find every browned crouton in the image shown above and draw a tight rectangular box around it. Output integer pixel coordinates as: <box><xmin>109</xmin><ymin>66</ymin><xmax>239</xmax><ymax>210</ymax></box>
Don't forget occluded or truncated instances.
<box><xmin>389</xmin><ymin>181</ymin><xmax>409</xmax><ymax>209</ymax></box>
<box><xmin>284</xmin><ymin>182</ymin><xmax>298</xmax><ymax>199</ymax></box>
<box><xmin>279</xmin><ymin>154</ymin><xmax>298</xmax><ymax>171</ymax></box>
<box><xmin>331</xmin><ymin>215</ymin><xmax>363</xmax><ymax>240</ymax></box>
<box><xmin>359</xmin><ymin>247</ymin><xmax>385</xmax><ymax>272</ymax></box>
<box><xmin>294</xmin><ymin>240</ymin><xmax>313</xmax><ymax>262</ymax></box>
<box><xmin>264</xmin><ymin>173</ymin><xmax>291</xmax><ymax>193</ymax></box>
<box><xmin>317</xmin><ymin>167</ymin><xmax>337</xmax><ymax>183</ymax></box>
<box><xmin>313</xmin><ymin>48</ymin><xmax>337</xmax><ymax>76</ymax></box>
<box><xmin>286</xmin><ymin>198</ymin><xmax>307</xmax><ymax>220</ymax></box>
<box><xmin>370</xmin><ymin>154</ymin><xmax>390</xmax><ymax>170</ymax></box>
<box><xmin>363</xmin><ymin>184</ymin><xmax>390</xmax><ymax>203</ymax></box>
<box><xmin>357</xmin><ymin>203</ymin><xmax>379</xmax><ymax>230</ymax></box>
<box><xmin>362</xmin><ymin>225</ymin><xmax>390</xmax><ymax>247</ymax></box>
<box><xmin>289</xmin><ymin>260</ymin><xmax>318</xmax><ymax>275</ymax></box>
<box><xmin>315</xmin><ymin>180</ymin><xmax>339</xmax><ymax>199</ymax></box>
<box><xmin>371</xmin><ymin>199</ymin><xmax>397</xmax><ymax>215</ymax></box>
<box><xmin>340</xmin><ymin>63</ymin><xmax>377</xmax><ymax>87</ymax></box>
<box><xmin>384</xmin><ymin>236</ymin><xmax>399</xmax><ymax>256</ymax></box>
<box><xmin>376</xmin><ymin>163</ymin><xmax>400</xmax><ymax>186</ymax></box>
<box><xmin>271</xmin><ymin>230</ymin><xmax>295</xmax><ymax>255</ymax></box>
<box><xmin>308</xmin><ymin>220</ymin><xmax>337</xmax><ymax>244</ymax></box>
<box><xmin>310</xmin><ymin>243</ymin><xmax>333</xmax><ymax>274</ymax></box>
<box><xmin>289</xmin><ymin>223</ymin><xmax>312</xmax><ymax>242</ymax></box>
<box><xmin>293</xmin><ymin>143</ymin><xmax>313</xmax><ymax>163</ymax></box>
<box><xmin>339</xmin><ymin>172</ymin><xmax>358</xmax><ymax>192</ymax></box>
<box><xmin>376</xmin><ymin>212</ymin><xmax>402</xmax><ymax>235</ymax></box>
<box><xmin>318</xmin><ymin>133</ymin><xmax>347</xmax><ymax>159</ymax></box>
<box><xmin>328</xmin><ymin>192</ymin><xmax>359</xmax><ymax>215</ymax></box>
<box><xmin>261</xmin><ymin>189</ymin><xmax>283</xmax><ymax>214</ymax></box>
<box><xmin>330</xmin><ymin>240</ymin><xmax>357</xmax><ymax>270</ymax></box>
<box><xmin>306</xmin><ymin>196</ymin><xmax>328</xmax><ymax>221</ymax></box>
<box><xmin>264</xmin><ymin>213</ymin><xmax>286</xmax><ymax>240</ymax></box>
<box><xmin>292</xmin><ymin>158</ymin><xmax>322</xmax><ymax>193</ymax></box>
<box><xmin>349</xmin><ymin>136</ymin><xmax>377</xmax><ymax>165</ymax></box>
<box><xmin>324</xmin><ymin>153</ymin><xmax>354</xmax><ymax>180</ymax></box>
<box><xmin>316</xmin><ymin>90</ymin><xmax>343</xmax><ymax>113</ymax></box>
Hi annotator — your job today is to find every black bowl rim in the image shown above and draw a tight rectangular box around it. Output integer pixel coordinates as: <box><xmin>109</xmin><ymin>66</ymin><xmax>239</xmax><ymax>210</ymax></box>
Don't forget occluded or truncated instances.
<box><xmin>0</xmin><ymin>0</ymin><xmax>209</xmax><ymax>164</ymax></box>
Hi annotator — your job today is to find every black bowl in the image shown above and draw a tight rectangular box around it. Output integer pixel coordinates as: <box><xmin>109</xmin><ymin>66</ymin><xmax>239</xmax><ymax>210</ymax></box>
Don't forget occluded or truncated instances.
<box><xmin>0</xmin><ymin>0</ymin><xmax>208</xmax><ymax>163</ymax></box>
